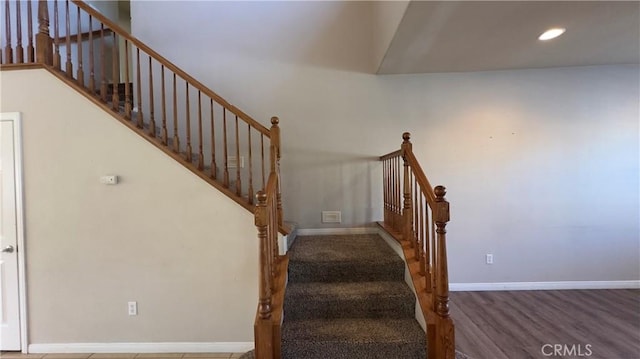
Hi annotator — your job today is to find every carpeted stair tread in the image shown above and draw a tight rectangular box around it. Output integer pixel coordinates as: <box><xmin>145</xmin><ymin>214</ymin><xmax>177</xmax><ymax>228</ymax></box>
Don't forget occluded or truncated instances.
<box><xmin>285</xmin><ymin>281</ymin><xmax>415</xmax><ymax>319</ymax></box>
<box><xmin>288</xmin><ymin>234</ymin><xmax>405</xmax><ymax>282</ymax></box>
<box><xmin>282</xmin><ymin>318</ymin><xmax>426</xmax><ymax>359</ymax></box>
<box><xmin>289</xmin><ymin>234</ymin><xmax>402</xmax><ymax>263</ymax></box>
<box><xmin>282</xmin><ymin>318</ymin><xmax>424</xmax><ymax>342</ymax></box>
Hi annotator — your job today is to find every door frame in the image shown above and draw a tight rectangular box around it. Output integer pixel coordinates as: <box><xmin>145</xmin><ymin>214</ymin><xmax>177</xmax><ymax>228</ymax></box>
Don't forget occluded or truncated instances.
<box><xmin>1</xmin><ymin>112</ymin><xmax>28</xmax><ymax>352</ymax></box>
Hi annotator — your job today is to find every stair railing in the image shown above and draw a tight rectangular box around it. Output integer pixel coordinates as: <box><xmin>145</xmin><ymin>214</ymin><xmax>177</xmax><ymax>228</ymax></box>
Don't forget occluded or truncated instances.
<box><xmin>380</xmin><ymin>132</ymin><xmax>455</xmax><ymax>359</ymax></box>
<box><xmin>1</xmin><ymin>0</ymin><xmax>282</xmax><ymax>214</ymax></box>
<box><xmin>254</xmin><ymin>119</ymin><xmax>287</xmax><ymax>359</ymax></box>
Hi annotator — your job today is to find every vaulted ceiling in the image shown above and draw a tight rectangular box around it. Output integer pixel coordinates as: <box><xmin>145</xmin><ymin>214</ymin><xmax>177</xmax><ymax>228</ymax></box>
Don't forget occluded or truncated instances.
<box><xmin>378</xmin><ymin>1</ymin><xmax>640</xmax><ymax>74</ymax></box>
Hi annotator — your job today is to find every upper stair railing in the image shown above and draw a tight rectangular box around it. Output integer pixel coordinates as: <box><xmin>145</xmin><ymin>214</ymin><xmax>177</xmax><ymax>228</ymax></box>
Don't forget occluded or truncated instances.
<box><xmin>1</xmin><ymin>0</ymin><xmax>283</xmax><ymax>216</ymax></box>
<box><xmin>380</xmin><ymin>132</ymin><xmax>455</xmax><ymax>359</ymax></box>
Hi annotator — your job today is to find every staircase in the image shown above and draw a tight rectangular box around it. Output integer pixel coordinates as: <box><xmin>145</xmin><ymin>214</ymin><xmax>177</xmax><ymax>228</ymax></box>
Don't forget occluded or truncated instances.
<box><xmin>282</xmin><ymin>233</ymin><xmax>425</xmax><ymax>358</ymax></box>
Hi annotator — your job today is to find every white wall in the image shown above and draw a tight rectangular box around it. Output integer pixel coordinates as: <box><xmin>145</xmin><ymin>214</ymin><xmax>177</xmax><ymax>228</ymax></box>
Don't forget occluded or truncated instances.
<box><xmin>131</xmin><ymin>1</ymin><xmax>639</xmax><ymax>284</ymax></box>
<box><xmin>0</xmin><ymin>69</ymin><xmax>258</xmax><ymax>345</ymax></box>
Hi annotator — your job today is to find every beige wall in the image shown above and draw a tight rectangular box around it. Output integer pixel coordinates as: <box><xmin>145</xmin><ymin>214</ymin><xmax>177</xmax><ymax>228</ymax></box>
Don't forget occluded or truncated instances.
<box><xmin>131</xmin><ymin>1</ymin><xmax>639</xmax><ymax>284</ymax></box>
<box><xmin>0</xmin><ymin>69</ymin><xmax>257</xmax><ymax>344</ymax></box>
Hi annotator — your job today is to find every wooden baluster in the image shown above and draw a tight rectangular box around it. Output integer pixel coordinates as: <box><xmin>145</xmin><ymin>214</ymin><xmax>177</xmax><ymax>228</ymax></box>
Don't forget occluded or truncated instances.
<box><xmin>36</xmin><ymin>0</ymin><xmax>52</xmax><ymax>65</ymax></box>
<box><xmin>27</xmin><ymin>0</ymin><xmax>34</xmax><ymax>62</ymax></box>
<box><xmin>64</xmin><ymin>0</ymin><xmax>72</xmax><ymax>76</ymax></box>
<box><xmin>88</xmin><ymin>15</ymin><xmax>94</xmax><ymax>93</ymax></box>
<box><xmin>111</xmin><ymin>32</ymin><xmax>118</xmax><ymax>110</ymax></box>
<box><xmin>393</xmin><ymin>156</ymin><xmax>398</xmax><ymax>232</ymax></box>
<box><xmin>124</xmin><ymin>40</ymin><xmax>131</xmax><ymax>119</ymax></box>
<box><xmin>235</xmin><ymin>115</ymin><xmax>241</xmax><ymax>196</ymax></box>
<box><xmin>160</xmin><ymin>65</ymin><xmax>167</xmax><ymax>144</ymax></box>
<box><xmin>5</xmin><ymin>1</ymin><xmax>13</xmax><ymax>64</ymax></box>
<box><xmin>209</xmin><ymin>99</ymin><xmax>216</xmax><ymax>179</ymax></box>
<box><xmin>76</xmin><ymin>6</ymin><xmax>83</xmax><ymax>85</ymax></box>
<box><xmin>100</xmin><ymin>24</ymin><xmax>106</xmax><ymax>101</ymax></box>
<box><xmin>254</xmin><ymin>190</ymin><xmax>274</xmax><ymax>359</ymax></box>
<box><xmin>15</xmin><ymin>0</ymin><xmax>24</xmax><ymax>63</ymax></box>
<box><xmin>384</xmin><ymin>158</ymin><xmax>389</xmax><ymax>227</ymax></box>
<box><xmin>172</xmin><ymin>73</ymin><xmax>179</xmax><ymax>152</ymax></box>
<box><xmin>185</xmin><ymin>83</ymin><xmax>192</xmax><ymax>162</ymax></box>
<box><xmin>433</xmin><ymin>185</ymin><xmax>454</xmax><ymax>359</ymax></box>
<box><xmin>415</xmin><ymin>175</ymin><xmax>425</xmax><ymax>276</ymax></box>
<box><xmin>247</xmin><ymin>126</ymin><xmax>254</xmax><ymax>204</ymax></box>
<box><xmin>423</xmin><ymin>193</ymin><xmax>432</xmax><ymax>292</ymax></box>
<box><xmin>197</xmin><ymin>91</ymin><xmax>204</xmax><ymax>169</ymax></box>
<box><xmin>52</xmin><ymin>0</ymin><xmax>60</xmax><ymax>68</ymax></box>
<box><xmin>223</xmin><ymin>108</ymin><xmax>229</xmax><ymax>187</ymax></box>
<box><xmin>148</xmin><ymin>56</ymin><xmax>156</xmax><ymax>137</ymax></box>
<box><xmin>388</xmin><ymin>158</ymin><xmax>392</xmax><ymax>229</ymax></box>
<box><xmin>431</xmin><ymin>206</ymin><xmax>436</xmax><ymax>287</ymax></box>
<box><xmin>135</xmin><ymin>48</ymin><xmax>143</xmax><ymax>127</ymax></box>
<box><xmin>261</xmin><ymin>134</ymin><xmax>265</xmax><ymax>189</ymax></box>
<box><xmin>271</xmin><ymin>117</ymin><xmax>283</xmax><ymax>228</ymax></box>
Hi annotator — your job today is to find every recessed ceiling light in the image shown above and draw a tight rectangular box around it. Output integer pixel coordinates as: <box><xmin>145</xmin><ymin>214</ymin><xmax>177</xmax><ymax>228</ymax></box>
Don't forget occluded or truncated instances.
<box><xmin>538</xmin><ymin>28</ymin><xmax>566</xmax><ymax>41</ymax></box>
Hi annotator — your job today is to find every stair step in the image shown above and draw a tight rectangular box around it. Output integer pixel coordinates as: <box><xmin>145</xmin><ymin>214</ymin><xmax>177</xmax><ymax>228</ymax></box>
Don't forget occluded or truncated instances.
<box><xmin>287</xmin><ymin>234</ymin><xmax>405</xmax><ymax>282</ymax></box>
<box><xmin>281</xmin><ymin>318</ymin><xmax>426</xmax><ymax>359</ymax></box>
<box><xmin>285</xmin><ymin>281</ymin><xmax>415</xmax><ymax>320</ymax></box>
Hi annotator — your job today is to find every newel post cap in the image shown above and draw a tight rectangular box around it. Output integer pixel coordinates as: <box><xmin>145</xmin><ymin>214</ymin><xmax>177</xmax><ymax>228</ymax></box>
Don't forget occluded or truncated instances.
<box><xmin>271</xmin><ymin>116</ymin><xmax>280</xmax><ymax>126</ymax></box>
<box><xmin>402</xmin><ymin>132</ymin><xmax>411</xmax><ymax>143</ymax></box>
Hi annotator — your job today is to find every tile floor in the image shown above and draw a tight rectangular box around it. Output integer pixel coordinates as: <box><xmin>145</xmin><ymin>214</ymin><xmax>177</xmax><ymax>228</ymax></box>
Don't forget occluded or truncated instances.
<box><xmin>0</xmin><ymin>353</ymin><xmax>245</xmax><ymax>359</ymax></box>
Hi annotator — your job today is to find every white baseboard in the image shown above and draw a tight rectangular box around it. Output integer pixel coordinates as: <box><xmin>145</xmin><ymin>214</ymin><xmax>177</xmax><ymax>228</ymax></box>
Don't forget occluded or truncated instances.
<box><xmin>450</xmin><ymin>280</ymin><xmax>640</xmax><ymax>291</ymax></box>
<box><xmin>28</xmin><ymin>342</ymin><xmax>253</xmax><ymax>354</ymax></box>
<box><xmin>296</xmin><ymin>227</ymin><xmax>378</xmax><ymax>236</ymax></box>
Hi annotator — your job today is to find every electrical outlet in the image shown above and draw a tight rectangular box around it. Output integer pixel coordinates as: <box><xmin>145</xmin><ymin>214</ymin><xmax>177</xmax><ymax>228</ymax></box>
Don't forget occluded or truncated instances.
<box><xmin>128</xmin><ymin>301</ymin><xmax>137</xmax><ymax>316</ymax></box>
<box><xmin>486</xmin><ymin>254</ymin><xmax>494</xmax><ymax>265</ymax></box>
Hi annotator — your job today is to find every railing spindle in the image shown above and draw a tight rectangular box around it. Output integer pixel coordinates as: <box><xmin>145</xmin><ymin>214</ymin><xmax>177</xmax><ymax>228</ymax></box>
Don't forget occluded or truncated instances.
<box><xmin>185</xmin><ymin>83</ymin><xmax>192</xmax><ymax>162</ymax></box>
<box><xmin>197</xmin><ymin>91</ymin><xmax>204</xmax><ymax>169</ymax></box>
<box><xmin>135</xmin><ymin>47</ymin><xmax>143</xmax><ymax>127</ymax></box>
<box><xmin>76</xmin><ymin>6</ymin><xmax>84</xmax><ymax>85</ymax></box>
<box><xmin>261</xmin><ymin>134</ymin><xmax>265</xmax><ymax>189</ymax></box>
<box><xmin>65</xmin><ymin>0</ymin><xmax>72</xmax><ymax>76</ymax></box>
<box><xmin>160</xmin><ymin>65</ymin><xmax>167</xmax><ymax>144</ymax></box>
<box><xmin>88</xmin><ymin>15</ymin><xmax>94</xmax><ymax>92</ymax></box>
<box><xmin>248</xmin><ymin>126</ymin><xmax>254</xmax><ymax>204</ymax></box>
<box><xmin>124</xmin><ymin>40</ymin><xmax>131</xmax><ymax>119</ymax></box>
<box><xmin>235</xmin><ymin>115</ymin><xmax>241</xmax><ymax>196</ymax></box>
<box><xmin>27</xmin><ymin>0</ymin><xmax>34</xmax><ymax>62</ymax></box>
<box><xmin>172</xmin><ymin>73</ymin><xmax>179</xmax><ymax>152</ymax></box>
<box><xmin>210</xmin><ymin>99</ymin><xmax>216</xmax><ymax>179</ymax></box>
<box><xmin>100</xmin><ymin>23</ymin><xmax>106</xmax><ymax>101</ymax></box>
<box><xmin>5</xmin><ymin>1</ymin><xmax>13</xmax><ymax>64</ymax></box>
<box><xmin>148</xmin><ymin>56</ymin><xmax>155</xmax><ymax>137</ymax></box>
<box><xmin>111</xmin><ymin>31</ymin><xmax>119</xmax><ymax>110</ymax></box>
<box><xmin>15</xmin><ymin>0</ymin><xmax>23</xmax><ymax>63</ymax></box>
<box><xmin>52</xmin><ymin>0</ymin><xmax>60</xmax><ymax>68</ymax></box>
<box><xmin>223</xmin><ymin>108</ymin><xmax>229</xmax><ymax>187</ymax></box>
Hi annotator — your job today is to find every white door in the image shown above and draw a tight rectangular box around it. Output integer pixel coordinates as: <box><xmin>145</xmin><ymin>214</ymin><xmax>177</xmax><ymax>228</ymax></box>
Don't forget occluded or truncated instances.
<box><xmin>0</xmin><ymin>114</ymin><xmax>22</xmax><ymax>350</ymax></box>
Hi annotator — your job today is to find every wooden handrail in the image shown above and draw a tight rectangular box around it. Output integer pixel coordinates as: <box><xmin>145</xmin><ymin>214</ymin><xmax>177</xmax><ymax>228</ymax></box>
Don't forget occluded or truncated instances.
<box><xmin>70</xmin><ymin>0</ymin><xmax>271</xmax><ymax>137</ymax></box>
<box><xmin>380</xmin><ymin>132</ymin><xmax>454</xmax><ymax>359</ymax></box>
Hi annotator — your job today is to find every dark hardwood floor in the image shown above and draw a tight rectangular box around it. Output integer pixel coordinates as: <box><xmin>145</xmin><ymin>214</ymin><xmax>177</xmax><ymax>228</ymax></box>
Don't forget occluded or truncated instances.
<box><xmin>450</xmin><ymin>289</ymin><xmax>640</xmax><ymax>359</ymax></box>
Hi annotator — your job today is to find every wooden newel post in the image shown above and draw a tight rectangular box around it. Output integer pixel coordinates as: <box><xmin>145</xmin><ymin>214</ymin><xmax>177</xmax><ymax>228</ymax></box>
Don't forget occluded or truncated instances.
<box><xmin>433</xmin><ymin>185</ymin><xmax>455</xmax><ymax>359</ymax></box>
<box><xmin>270</xmin><ymin>116</ymin><xmax>284</xmax><ymax>228</ymax></box>
<box><xmin>401</xmin><ymin>133</ymin><xmax>415</xmax><ymax>253</ymax></box>
<box><xmin>36</xmin><ymin>0</ymin><xmax>52</xmax><ymax>65</ymax></box>
<box><xmin>254</xmin><ymin>190</ymin><xmax>274</xmax><ymax>359</ymax></box>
